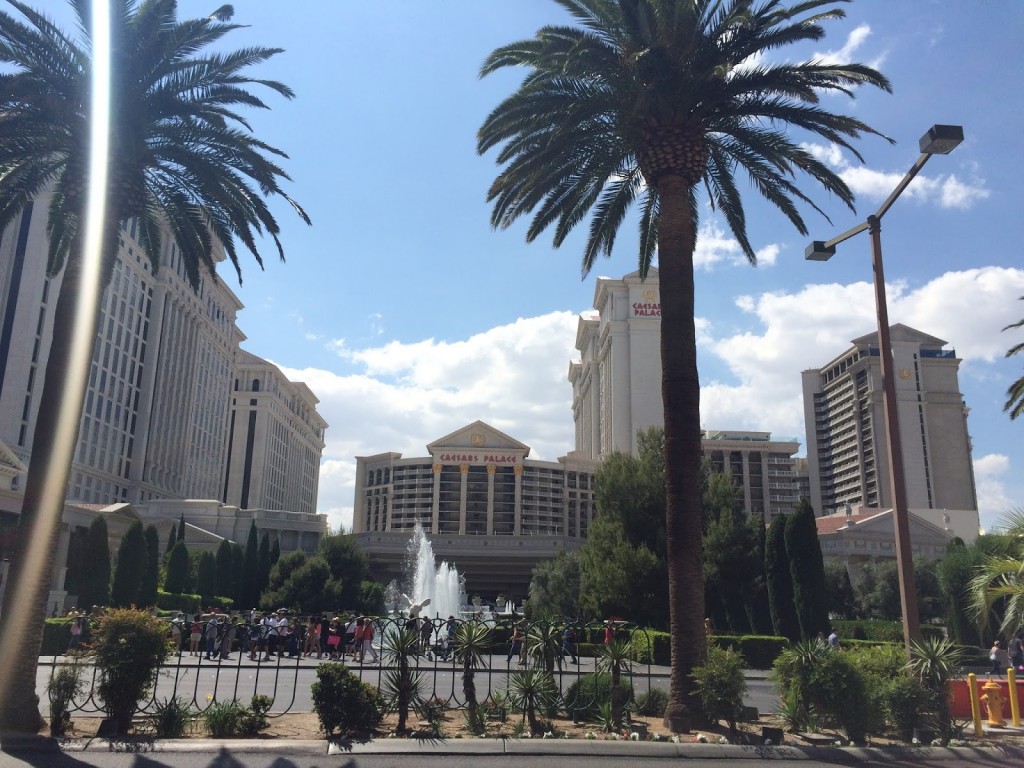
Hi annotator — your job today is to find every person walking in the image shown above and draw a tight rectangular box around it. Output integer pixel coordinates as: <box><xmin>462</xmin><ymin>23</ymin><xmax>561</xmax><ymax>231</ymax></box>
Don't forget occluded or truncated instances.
<box><xmin>990</xmin><ymin>640</ymin><xmax>1006</xmax><ymax>675</ymax></box>
<box><xmin>507</xmin><ymin>622</ymin><xmax>524</xmax><ymax>664</ymax></box>
<box><xmin>1009</xmin><ymin>631</ymin><xmax>1024</xmax><ymax>671</ymax></box>
<box><xmin>561</xmin><ymin>625</ymin><xmax>578</xmax><ymax>664</ymax></box>
<box><xmin>362</xmin><ymin>617</ymin><xmax>379</xmax><ymax>663</ymax></box>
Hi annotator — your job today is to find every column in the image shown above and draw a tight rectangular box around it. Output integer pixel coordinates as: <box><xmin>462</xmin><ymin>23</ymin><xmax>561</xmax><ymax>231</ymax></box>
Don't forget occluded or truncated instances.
<box><xmin>741</xmin><ymin>452</ymin><xmax>752</xmax><ymax>516</ymax></box>
<box><xmin>486</xmin><ymin>465</ymin><xmax>496</xmax><ymax>535</ymax></box>
<box><xmin>431</xmin><ymin>463</ymin><xmax>441</xmax><ymax>534</ymax></box>
<box><xmin>513</xmin><ymin>465</ymin><xmax>523</xmax><ymax>536</ymax></box>
<box><xmin>459</xmin><ymin>464</ymin><xmax>468</xmax><ymax>535</ymax></box>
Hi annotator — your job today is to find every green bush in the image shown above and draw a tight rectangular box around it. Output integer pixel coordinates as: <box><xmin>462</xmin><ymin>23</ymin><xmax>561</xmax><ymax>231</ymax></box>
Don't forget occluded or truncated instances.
<box><xmin>151</xmin><ymin>696</ymin><xmax>192</xmax><ymax>738</ymax></box>
<box><xmin>202</xmin><ymin>701</ymin><xmax>242</xmax><ymax>738</ymax></box>
<box><xmin>311</xmin><ymin>663</ymin><xmax>383</xmax><ymax>736</ymax></box>
<box><xmin>93</xmin><ymin>609</ymin><xmax>171</xmax><ymax>733</ymax></box>
<box><xmin>156</xmin><ymin>590</ymin><xmax>202</xmax><ymax>613</ymax></box>
<box><xmin>563</xmin><ymin>672</ymin><xmax>633</xmax><ymax>721</ymax></box>
<box><xmin>833</xmin><ymin>620</ymin><xmax>944</xmax><ymax>643</ymax></box>
<box><xmin>634</xmin><ymin>687</ymin><xmax>668</xmax><ymax>716</ymax></box>
<box><xmin>884</xmin><ymin>675</ymin><xmax>931</xmax><ymax>743</ymax></box>
<box><xmin>809</xmin><ymin>651</ymin><xmax>871</xmax><ymax>744</ymax></box>
<box><xmin>41</xmin><ymin>618</ymin><xmax>76</xmax><ymax>656</ymax></box>
<box><xmin>714</xmin><ymin>634</ymin><xmax>789</xmax><ymax>669</ymax></box>
<box><xmin>629</xmin><ymin>630</ymin><xmax>671</xmax><ymax>665</ymax></box>
<box><xmin>691</xmin><ymin>646</ymin><xmax>747</xmax><ymax>730</ymax></box>
<box><xmin>46</xmin><ymin>661</ymin><xmax>85</xmax><ymax>736</ymax></box>
<box><xmin>239</xmin><ymin>695</ymin><xmax>273</xmax><ymax>736</ymax></box>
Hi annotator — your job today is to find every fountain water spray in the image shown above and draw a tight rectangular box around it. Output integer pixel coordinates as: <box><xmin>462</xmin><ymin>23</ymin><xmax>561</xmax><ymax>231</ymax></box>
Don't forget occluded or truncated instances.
<box><xmin>402</xmin><ymin>524</ymin><xmax>464</xmax><ymax>620</ymax></box>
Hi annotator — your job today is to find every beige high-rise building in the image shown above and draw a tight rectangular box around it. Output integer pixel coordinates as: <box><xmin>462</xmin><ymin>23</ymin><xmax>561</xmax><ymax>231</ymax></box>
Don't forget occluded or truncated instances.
<box><xmin>0</xmin><ymin>191</ymin><xmax>327</xmax><ymax>610</ymax></box>
<box><xmin>801</xmin><ymin>325</ymin><xmax>978</xmax><ymax>535</ymax></box>
<box><xmin>569</xmin><ymin>270</ymin><xmax>803</xmax><ymax>520</ymax></box>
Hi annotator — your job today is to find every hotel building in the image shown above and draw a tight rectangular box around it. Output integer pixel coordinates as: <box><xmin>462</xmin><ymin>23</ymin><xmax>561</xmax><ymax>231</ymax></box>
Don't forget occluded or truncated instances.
<box><xmin>352</xmin><ymin>421</ymin><xmax>598</xmax><ymax>601</ymax></box>
<box><xmin>0</xmin><ymin>189</ymin><xmax>327</xmax><ymax>610</ymax></box>
<box><xmin>569</xmin><ymin>270</ymin><xmax>804</xmax><ymax>520</ymax></box>
<box><xmin>801</xmin><ymin>325</ymin><xmax>979</xmax><ymax>540</ymax></box>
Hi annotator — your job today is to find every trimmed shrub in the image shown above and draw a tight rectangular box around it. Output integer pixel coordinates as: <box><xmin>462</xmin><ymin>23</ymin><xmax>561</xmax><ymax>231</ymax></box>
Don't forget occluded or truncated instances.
<box><xmin>809</xmin><ymin>651</ymin><xmax>871</xmax><ymax>744</ymax></box>
<box><xmin>885</xmin><ymin>675</ymin><xmax>931</xmax><ymax>743</ymax></box>
<box><xmin>691</xmin><ymin>646</ymin><xmax>747</xmax><ymax>731</ymax></box>
<box><xmin>41</xmin><ymin>618</ymin><xmax>76</xmax><ymax>656</ymax></box>
<box><xmin>634</xmin><ymin>687</ymin><xmax>668</xmax><ymax>716</ymax></box>
<box><xmin>713</xmin><ymin>634</ymin><xmax>789</xmax><ymax>669</ymax></box>
<box><xmin>311</xmin><ymin>663</ymin><xmax>383</xmax><ymax>736</ymax></box>
<box><xmin>630</xmin><ymin>630</ymin><xmax>671</xmax><ymax>665</ymax></box>
<box><xmin>93</xmin><ymin>609</ymin><xmax>171</xmax><ymax>733</ymax></box>
<box><xmin>833</xmin><ymin>620</ymin><xmax>944</xmax><ymax>643</ymax></box>
<box><xmin>563</xmin><ymin>672</ymin><xmax>634</xmax><ymax>721</ymax></box>
<box><xmin>156</xmin><ymin>590</ymin><xmax>202</xmax><ymax>614</ymax></box>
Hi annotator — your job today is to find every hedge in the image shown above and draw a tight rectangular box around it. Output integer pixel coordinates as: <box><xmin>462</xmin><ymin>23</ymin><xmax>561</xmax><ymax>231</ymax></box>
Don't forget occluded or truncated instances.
<box><xmin>41</xmin><ymin>618</ymin><xmax>76</xmax><ymax>656</ymax></box>
<box><xmin>833</xmin><ymin>620</ymin><xmax>944</xmax><ymax>642</ymax></box>
<box><xmin>630</xmin><ymin>630</ymin><xmax>671</xmax><ymax>665</ymax></box>
<box><xmin>712</xmin><ymin>635</ymin><xmax>790</xmax><ymax>669</ymax></box>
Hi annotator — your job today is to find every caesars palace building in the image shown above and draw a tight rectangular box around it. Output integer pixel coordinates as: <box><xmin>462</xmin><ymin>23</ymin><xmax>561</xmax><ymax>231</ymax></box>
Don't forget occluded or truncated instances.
<box><xmin>352</xmin><ymin>421</ymin><xmax>597</xmax><ymax>602</ymax></box>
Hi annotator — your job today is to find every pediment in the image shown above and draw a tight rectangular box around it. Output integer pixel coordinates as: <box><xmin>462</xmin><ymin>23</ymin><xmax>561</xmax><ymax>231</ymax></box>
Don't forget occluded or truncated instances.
<box><xmin>427</xmin><ymin>420</ymin><xmax>530</xmax><ymax>455</ymax></box>
<box><xmin>851</xmin><ymin>324</ymin><xmax>947</xmax><ymax>348</ymax></box>
<box><xmin>824</xmin><ymin>509</ymin><xmax>952</xmax><ymax>545</ymax></box>
<box><xmin>0</xmin><ymin>438</ymin><xmax>27</xmax><ymax>481</ymax></box>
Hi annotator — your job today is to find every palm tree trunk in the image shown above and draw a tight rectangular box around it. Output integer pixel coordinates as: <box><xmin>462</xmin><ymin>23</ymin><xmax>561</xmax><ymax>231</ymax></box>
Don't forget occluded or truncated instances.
<box><xmin>657</xmin><ymin>176</ymin><xmax>707</xmax><ymax>733</ymax></box>
<box><xmin>0</xmin><ymin>225</ymin><xmax>114</xmax><ymax>733</ymax></box>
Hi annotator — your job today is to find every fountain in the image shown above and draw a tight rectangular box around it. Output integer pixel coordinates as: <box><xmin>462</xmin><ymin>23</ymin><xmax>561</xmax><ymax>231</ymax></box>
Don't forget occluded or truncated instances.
<box><xmin>399</xmin><ymin>524</ymin><xmax>465</xmax><ymax>620</ymax></box>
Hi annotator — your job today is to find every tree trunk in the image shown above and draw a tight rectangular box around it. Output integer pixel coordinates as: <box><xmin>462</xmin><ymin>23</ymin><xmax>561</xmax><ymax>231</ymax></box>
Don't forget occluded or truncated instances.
<box><xmin>657</xmin><ymin>175</ymin><xmax>707</xmax><ymax>733</ymax></box>
<box><xmin>0</xmin><ymin>223</ymin><xmax>114</xmax><ymax>733</ymax></box>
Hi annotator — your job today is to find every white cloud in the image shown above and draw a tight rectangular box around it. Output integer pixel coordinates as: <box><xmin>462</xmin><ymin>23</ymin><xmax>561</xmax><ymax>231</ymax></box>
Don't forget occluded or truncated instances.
<box><xmin>802</xmin><ymin>142</ymin><xmax>990</xmax><ymax>210</ymax></box>
<box><xmin>974</xmin><ymin>454</ymin><xmax>1015</xmax><ymax>532</ymax></box>
<box><xmin>813</xmin><ymin>24</ymin><xmax>886</xmax><ymax>71</ymax></box>
<box><xmin>693</xmin><ymin>221</ymin><xmax>780</xmax><ymax>270</ymax></box>
<box><xmin>280</xmin><ymin>311</ymin><xmax>580</xmax><ymax>532</ymax></box>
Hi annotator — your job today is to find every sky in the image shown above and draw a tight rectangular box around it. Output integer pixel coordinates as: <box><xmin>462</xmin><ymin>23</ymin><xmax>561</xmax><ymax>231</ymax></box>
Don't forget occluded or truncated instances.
<box><xmin>46</xmin><ymin>0</ymin><xmax>1024</xmax><ymax>533</ymax></box>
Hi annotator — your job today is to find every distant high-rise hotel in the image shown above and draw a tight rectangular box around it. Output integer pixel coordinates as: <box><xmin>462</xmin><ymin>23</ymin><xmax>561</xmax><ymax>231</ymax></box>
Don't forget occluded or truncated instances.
<box><xmin>352</xmin><ymin>421</ymin><xmax>597</xmax><ymax>600</ymax></box>
<box><xmin>569</xmin><ymin>270</ymin><xmax>805</xmax><ymax>520</ymax></box>
<box><xmin>801</xmin><ymin>325</ymin><xmax>978</xmax><ymax>524</ymax></box>
<box><xmin>0</xmin><ymin>189</ymin><xmax>327</xmax><ymax>609</ymax></box>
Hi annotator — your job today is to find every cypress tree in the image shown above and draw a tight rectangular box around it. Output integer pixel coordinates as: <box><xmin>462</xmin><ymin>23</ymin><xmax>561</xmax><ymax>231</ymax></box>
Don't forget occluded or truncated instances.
<box><xmin>785</xmin><ymin>499</ymin><xmax>831</xmax><ymax>640</ymax></box>
<box><xmin>765</xmin><ymin>514</ymin><xmax>799</xmax><ymax>641</ymax></box>
<box><xmin>231</xmin><ymin>542</ymin><xmax>245</xmax><ymax>604</ymax></box>
<box><xmin>177</xmin><ymin>515</ymin><xmax>186</xmax><ymax>543</ymax></box>
<box><xmin>257</xmin><ymin>533</ymin><xmax>272</xmax><ymax>597</ymax></box>
<box><xmin>165</xmin><ymin>540</ymin><xmax>190</xmax><ymax>594</ymax></box>
<box><xmin>270</xmin><ymin>538</ymin><xmax>281</xmax><ymax>567</ymax></box>
<box><xmin>111</xmin><ymin>520</ymin><xmax>146</xmax><ymax>607</ymax></box>
<box><xmin>241</xmin><ymin>522</ymin><xmax>259</xmax><ymax>609</ymax></box>
<box><xmin>215</xmin><ymin>539</ymin><xmax>234</xmax><ymax>600</ymax></box>
<box><xmin>166</xmin><ymin>524</ymin><xmax>177</xmax><ymax>557</ymax></box>
<box><xmin>195</xmin><ymin>550</ymin><xmax>217</xmax><ymax>598</ymax></box>
<box><xmin>139</xmin><ymin>524</ymin><xmax>160</xmax><ymax>606</ymax></box>
<box><xmin>78</xmin><ymin>516</ymin><xmax>111</xmax><ymax>609</ymax></box>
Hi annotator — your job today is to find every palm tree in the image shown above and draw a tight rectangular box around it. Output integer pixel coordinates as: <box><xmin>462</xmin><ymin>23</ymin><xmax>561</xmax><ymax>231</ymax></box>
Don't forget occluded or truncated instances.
<box><xmin>0</xmin><ymin>0</ymin><xmax>307</xmax><ymax>732</ymax></box>
<box><xmin>969</xmin><ymin>509</ymin><xmax>1024</xmax><ymax>638</ymax></box>
<box><xmin>1004</xmin><ymin>297</ymin><xmax>1024</xmax><ymax>419</ymax></box>
<box><xmin>477</xmin><ymin>0</ymin><xmax>890</xmax><ymax>731</ymax></box>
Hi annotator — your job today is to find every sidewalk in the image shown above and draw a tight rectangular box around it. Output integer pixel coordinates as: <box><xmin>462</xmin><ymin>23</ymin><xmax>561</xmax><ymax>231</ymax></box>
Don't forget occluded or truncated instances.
<box><xmin>3</xmin><ymin>734</ymin><xmax>1023</xmax><ymax>763</ymax></box>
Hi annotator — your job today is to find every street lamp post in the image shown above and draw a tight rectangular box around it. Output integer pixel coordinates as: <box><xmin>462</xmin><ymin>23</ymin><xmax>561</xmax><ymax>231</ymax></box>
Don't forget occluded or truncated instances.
<box><xmin>805</xmin><ymin>124</ymin><xmax>964</xmax><ymax>654</ymax></box>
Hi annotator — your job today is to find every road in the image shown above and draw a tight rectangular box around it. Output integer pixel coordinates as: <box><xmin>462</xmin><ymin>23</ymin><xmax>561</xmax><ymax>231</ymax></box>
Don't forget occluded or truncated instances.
<box><xmin>35</xmin><ymin>654</ymin><xmax>780</xmax><ymax>718</ymax></box>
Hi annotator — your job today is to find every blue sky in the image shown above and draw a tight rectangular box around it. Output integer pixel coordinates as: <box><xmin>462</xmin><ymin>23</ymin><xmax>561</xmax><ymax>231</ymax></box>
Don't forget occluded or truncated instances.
<box><xmin>48</xmin><ymin>1</ymin><xmax>1024</xmax><ymax>532</ymax></box>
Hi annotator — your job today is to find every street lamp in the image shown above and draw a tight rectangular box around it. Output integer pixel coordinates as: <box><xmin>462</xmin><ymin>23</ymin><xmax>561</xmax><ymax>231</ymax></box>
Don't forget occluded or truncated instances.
<box><xmin>805</xmin><ymin>124</ymin><xmax>964</xmax><ymax>654</ymax></box>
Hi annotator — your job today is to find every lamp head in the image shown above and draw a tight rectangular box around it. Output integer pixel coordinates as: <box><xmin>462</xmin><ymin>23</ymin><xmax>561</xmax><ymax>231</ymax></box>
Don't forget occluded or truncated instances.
<box><xmin>919</xmin><ymin>124</ymin><xmax>964</xmax><ymax>155</ymax></box>
<box><xmin>805</xmin><ymin>241</ymin><xmax>836</xmax><ymax>261</ymax></box>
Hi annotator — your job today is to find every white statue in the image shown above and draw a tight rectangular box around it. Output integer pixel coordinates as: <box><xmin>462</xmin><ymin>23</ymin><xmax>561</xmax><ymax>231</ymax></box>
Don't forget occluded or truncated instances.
<box><xmin>401</xmin><ymin>594</ymin><xmax>431</xmax><ymax>618</ymax></box>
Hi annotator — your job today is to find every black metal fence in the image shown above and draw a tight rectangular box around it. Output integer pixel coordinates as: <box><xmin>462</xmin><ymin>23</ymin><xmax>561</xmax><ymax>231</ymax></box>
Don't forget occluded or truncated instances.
<box><xmin>43</xmin><ymin>618</ymin><xmax>667</xmax><ymax>722</ymax></box>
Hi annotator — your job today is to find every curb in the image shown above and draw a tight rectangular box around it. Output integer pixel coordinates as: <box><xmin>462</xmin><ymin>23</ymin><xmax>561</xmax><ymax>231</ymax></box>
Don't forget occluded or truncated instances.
<box><xmin>4</xmin><ymin>736</ymin><xmax>1023</xmax><ymax>762</ymax></box>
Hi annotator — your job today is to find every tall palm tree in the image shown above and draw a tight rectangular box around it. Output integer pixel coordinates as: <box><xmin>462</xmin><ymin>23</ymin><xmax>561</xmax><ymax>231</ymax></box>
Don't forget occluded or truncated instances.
<box><xmin>477</xmin><ymin>0</ymin><xmax>890</xmax><ymax>731</ymax></box>
<box><xmin>0</xmin><ymin>0</ymin><xmax>308</xmax><ymax>732</ymax></box>
<box><xmin>1004</xmin><ymin>297</ymin><xmax>1024</xmax><ymax>419</ymax></box>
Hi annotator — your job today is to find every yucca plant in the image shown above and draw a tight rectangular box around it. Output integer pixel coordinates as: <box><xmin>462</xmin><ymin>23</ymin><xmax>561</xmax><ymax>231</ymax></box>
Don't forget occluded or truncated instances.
<box><xmin>453</xmin><ymin>620</ymin><xmax>492</xmax><ymax>723</ymax></box>
<box><xmin>507</xmin><ymin>669</ymin><xmax>559</xmax><ymax>735</ymax></box>
<box><xmin>597</xmin><ymin>639</ymin><xmax>633</xmax><ymax>730</ymax></box>
<box><xmin>380</xmin><ymin>625</ymin><xmax>424</xmax><ymax>733</ymax></box>
<box><xmin>526</xmin><ymin>622</ymin><xmax>563</xmax><ymax>673</ymax></box>
<box><xmin>904</xmin><ymin>635</ymin><xmax>965</xmax><ymax>746</ymax></box>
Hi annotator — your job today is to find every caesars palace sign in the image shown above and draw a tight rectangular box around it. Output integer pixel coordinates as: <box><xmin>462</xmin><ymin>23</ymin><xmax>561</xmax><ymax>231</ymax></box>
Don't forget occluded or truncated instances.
<box><xmin>433</xmin><ymin>452</ymin><xmax>521</xmax><ymax>466</ymax></box>
<box><xmin>632</xmin><ymin>287</ymin><xmax>661</xmax><ymax>317</ymax></box>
